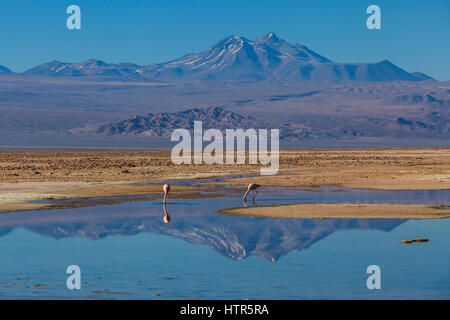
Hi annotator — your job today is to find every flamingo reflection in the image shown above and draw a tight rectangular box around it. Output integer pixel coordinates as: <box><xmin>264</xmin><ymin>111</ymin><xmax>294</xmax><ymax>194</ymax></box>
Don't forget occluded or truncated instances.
<box><xmin>162</xmin><ymin>184</ymin><xmax>171</xmax><ymax>223</ymax></box>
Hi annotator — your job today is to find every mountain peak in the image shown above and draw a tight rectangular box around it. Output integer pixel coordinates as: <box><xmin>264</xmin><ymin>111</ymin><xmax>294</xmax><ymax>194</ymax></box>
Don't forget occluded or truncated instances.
<box><xmin>256</xmin><ymin>32</ymin><xmax>280</xmax><ymax>43</ymax></box>
<box><xmin>214</xmin><ymin>35</ymin><xmax>249</xmax><ymax>48</ymax></box>
<box><xmin>19</xmin><ymin>33</ymin><xmax>432</xmax><ymax>82</ymax></box>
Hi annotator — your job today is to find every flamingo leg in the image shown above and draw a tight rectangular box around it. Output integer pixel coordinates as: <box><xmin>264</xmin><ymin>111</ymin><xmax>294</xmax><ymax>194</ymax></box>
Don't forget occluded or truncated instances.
<box><xmin>243</xmin><ymin>190</ymin><xmax>250</xmax><ymax>202</ymax></box>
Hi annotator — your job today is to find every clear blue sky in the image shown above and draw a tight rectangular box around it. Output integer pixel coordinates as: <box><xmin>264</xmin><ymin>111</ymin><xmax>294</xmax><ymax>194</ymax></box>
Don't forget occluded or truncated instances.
<box><xmin>1</xmin><ymin>0</ymin><xmax>449</xmax><ymax>80</ymax></box>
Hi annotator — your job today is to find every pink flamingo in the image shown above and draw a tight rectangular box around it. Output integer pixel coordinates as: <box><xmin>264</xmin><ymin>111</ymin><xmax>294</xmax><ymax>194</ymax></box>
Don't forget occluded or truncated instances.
<box><xmin>243</xmin><ymin>183</ymin><xmax>261</xmax><ymax>203</ymax></box>
<box><xmin>163</xmin><ymin>184</ymin><xmax>170</xmax><ymax>203</ymax></box>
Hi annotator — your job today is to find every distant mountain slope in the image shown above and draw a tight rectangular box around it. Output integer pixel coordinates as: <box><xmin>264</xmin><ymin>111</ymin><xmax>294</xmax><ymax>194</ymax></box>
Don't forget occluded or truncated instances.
<box><xmin>297</xmin><ymin>60</ymin><xmax>431</xmax><ymax>82</ymax></box>
<box><xmin>18</xmin><ymin>32</ymin><xmax>432</xmax><ymax>82</ymax></box>
<box><xmin>393</xmin><ymin>93</ymin><xmax>450</xmax><ymax>107</ymax></box>
<box><xmin>0</xmin><ymin>65</ymin><xmax>12</xmax><ymax>73</ymax></box>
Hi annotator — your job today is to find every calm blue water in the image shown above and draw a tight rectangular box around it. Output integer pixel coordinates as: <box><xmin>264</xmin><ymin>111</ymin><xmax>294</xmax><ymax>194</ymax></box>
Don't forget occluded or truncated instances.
<box><xmin>0</xmin><ymin>187</ymin><xmax>448</xmax><ymax>299</ymax></box>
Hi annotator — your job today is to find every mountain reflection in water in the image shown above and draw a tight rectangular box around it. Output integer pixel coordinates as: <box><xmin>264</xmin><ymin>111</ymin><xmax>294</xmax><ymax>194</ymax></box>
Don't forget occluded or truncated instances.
<box><xmin>0</xmin><ymin>201</ymin><xmax>405</xmax><ymax>262</ymax></box>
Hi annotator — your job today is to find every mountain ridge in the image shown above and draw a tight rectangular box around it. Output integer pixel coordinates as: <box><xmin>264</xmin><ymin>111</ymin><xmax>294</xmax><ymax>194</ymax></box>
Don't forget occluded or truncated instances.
<box><xmin>69</xmin><ymin>104</ymin><xmax>449</xmax><ymax>140</ymax></box>
<box><xmin>71</xmin><ymin>106</ymin><xmax>264</xmax><ymax>137</ymax></box>
<box><xmin>1</xmin><ymin>33</ymin><xmax>434</xmax><ymax>82</ymax></box>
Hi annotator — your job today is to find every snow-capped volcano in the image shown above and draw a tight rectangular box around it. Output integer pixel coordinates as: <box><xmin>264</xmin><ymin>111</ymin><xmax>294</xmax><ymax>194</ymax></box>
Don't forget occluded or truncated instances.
<box><xmin>142</xmin><ymin>32</ymin><xmax>333</xmax><ymax>80</ymax></box>
<box><xmin>141</xmin><ymin>32</ymin><xmax>429</xmax><ymax>81</ymax></box>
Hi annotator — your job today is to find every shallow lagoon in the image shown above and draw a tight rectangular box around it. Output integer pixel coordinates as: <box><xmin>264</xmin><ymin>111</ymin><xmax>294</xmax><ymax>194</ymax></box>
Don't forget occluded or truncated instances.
<box><xmin>0</xmin><ymin>187</ymin><xmax>448</xmax><ymax>299</ymax></box>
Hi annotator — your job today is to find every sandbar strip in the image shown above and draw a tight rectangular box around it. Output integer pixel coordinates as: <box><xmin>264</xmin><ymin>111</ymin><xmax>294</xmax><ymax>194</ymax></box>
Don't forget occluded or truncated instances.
<box><xmin>219</xmin><ymin>203</ymin><xmax>450</xmax><ymax>219</ymax></box>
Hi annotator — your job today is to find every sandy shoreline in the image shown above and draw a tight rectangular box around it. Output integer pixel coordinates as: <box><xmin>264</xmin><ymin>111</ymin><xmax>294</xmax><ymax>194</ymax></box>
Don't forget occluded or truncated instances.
<box><xmin>0</xmin><ymin>148</ymin><xmax>449</xmax><ymax>213</ymax></box>
<box><xmin>0</xmin><ymin>181</ymin><xmax>226</xmax><ymax>213</ymax></box>
<box><xmin>220</xmin><ymin>203</ymin><xmax>450</xmax><ymax>219</ymax></box>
